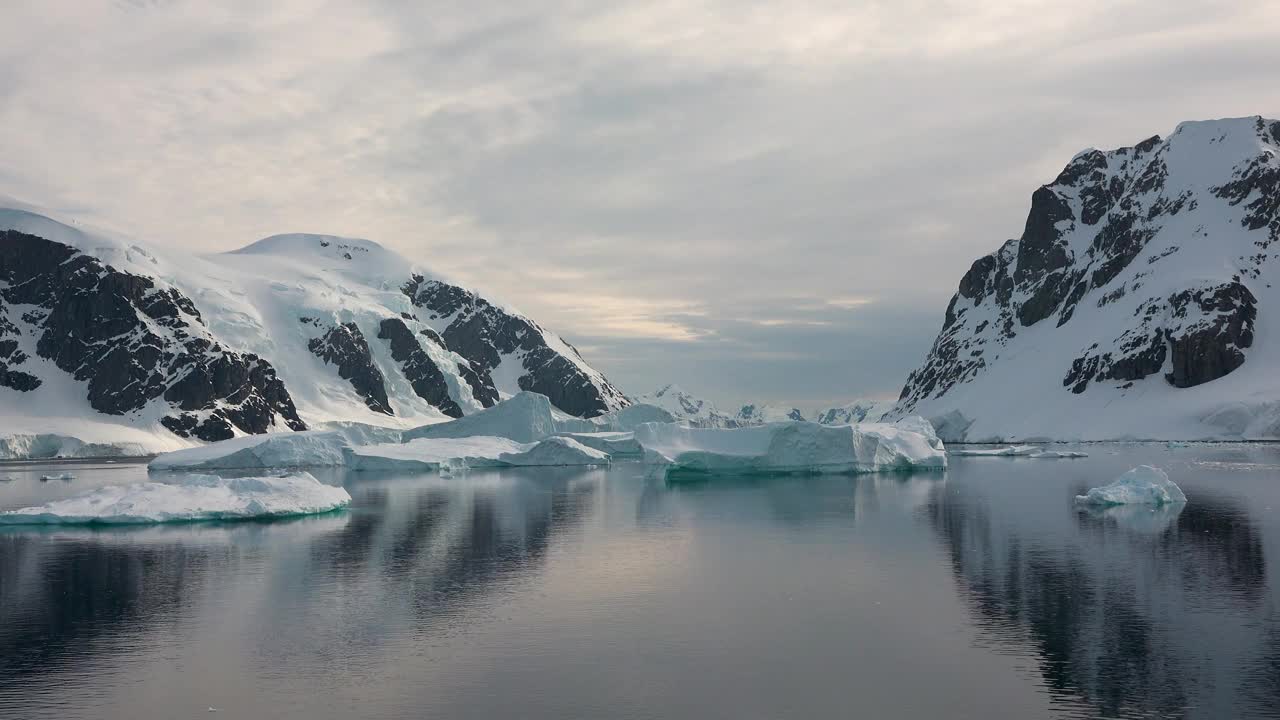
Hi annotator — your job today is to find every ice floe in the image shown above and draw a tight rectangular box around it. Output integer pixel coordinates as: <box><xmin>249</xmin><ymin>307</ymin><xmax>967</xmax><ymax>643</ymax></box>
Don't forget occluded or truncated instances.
<box><xmin>951</xmin><ymin>446</ymin><xmax>1088</xmax><ymax>458</ymax></box>
<box><xmin>0</xmin><ymin>472</ymin><xmax>351</xmax><ymax>525</ymax></box>
<box><xmin>1075</xmin><ymin>466</ymin><xmax>1187</xmax><ymax>506</ymax></box>
<box><xmin>149</xmin><ymin>431</ymin><xmax>352</xmax><ymax>471</ymax></box>
<box><xmin>635</xmin><ymin>419</ymin><xmax>946</xmax><ymax>475</ymax></box>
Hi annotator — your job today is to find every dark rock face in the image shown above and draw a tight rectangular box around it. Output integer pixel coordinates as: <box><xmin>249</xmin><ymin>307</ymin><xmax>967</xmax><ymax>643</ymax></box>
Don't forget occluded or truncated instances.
<box><xmin>899</xmin><ymin>118</ymin><xmax>1279</xmax><ymax>415</ymax></box>
<box><xmin>403</xmin><ymin>275</ymin><xmax>627</xmax><ymax>417</ymax></box>
<box><xmin>307</xmin><ymin>322</ymin><xmax>392</xmax><ymax>415</ymax></box>
<box><xmin>0</xmin><ymin>297</ymin><xmax>40</xmax><ymax>392</ymax></box>
<box><xmin>1165</xmin><ymin>282</ymin><xmax>1256</xmax><ymax>388</ymax></box>
<box><xmin>0</xmin><ymin>230</ymin><xmax>306</xmax><ymax>439</ymax></box>
<box><xmin>376</xmin><ymin>318</ymin><xmax>463</xmax><ymax>418</ymax></box>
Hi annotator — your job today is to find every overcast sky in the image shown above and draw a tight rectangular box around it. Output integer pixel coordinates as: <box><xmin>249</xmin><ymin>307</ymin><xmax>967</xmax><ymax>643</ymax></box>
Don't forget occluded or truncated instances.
<box><xmin>3</xmin><ymin>1</ymin><xmax>1278</xmax><ymax>410</ymax></box>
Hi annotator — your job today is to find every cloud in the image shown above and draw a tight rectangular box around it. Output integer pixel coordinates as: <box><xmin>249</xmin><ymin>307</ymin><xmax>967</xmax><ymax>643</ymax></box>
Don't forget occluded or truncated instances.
<box><xmin>1</xmin><ymin>0</ymin><xmax>1277</xmax><ymax>406</ymax></box>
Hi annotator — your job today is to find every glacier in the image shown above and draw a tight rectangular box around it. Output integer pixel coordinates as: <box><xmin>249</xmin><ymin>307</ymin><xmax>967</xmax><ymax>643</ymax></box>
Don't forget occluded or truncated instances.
<box><xmin>1075</xmin><ymin>466</ymin><xmax>1187</xmax><ymax>506</ymax></box>
<box><xmin>0</xmin><ymin>472</ymin><xmax>351</xmax><ymax>525</ymax></box>
<box><xmin>634</xmin><ymin>419</ymin><xmax>946</xmax><ymax>475</ymax></box>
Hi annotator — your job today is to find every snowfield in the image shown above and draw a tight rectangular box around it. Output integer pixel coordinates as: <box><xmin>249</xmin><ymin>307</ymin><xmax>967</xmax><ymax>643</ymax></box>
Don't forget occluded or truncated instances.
<box><xmin>0</xmin><ymin>472</ymin><xmax>350</xmax><ymax>524</ymax></box>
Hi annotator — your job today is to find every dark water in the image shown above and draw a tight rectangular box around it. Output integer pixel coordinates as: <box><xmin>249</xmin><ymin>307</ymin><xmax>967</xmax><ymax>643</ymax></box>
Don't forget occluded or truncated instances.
<box><xmin>2</xmin><ymin>445</ymin><xmax>1280</xmax><ymax>719</ymax></box>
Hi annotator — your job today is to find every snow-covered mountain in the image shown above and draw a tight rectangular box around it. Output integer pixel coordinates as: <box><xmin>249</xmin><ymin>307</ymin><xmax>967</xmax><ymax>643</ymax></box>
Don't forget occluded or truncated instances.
<box><xmin>636</xmin><ymin>385</ymin><xmax>736</xmax><ymax>428</ymax></box>
<box><xmin>0</xmin><ymin>208</ymin><xmax>627</xmax><ymax>452</ymax></box>
<box><xmin>637</xmin><ymin>385</ymin><xmax>811</xmax><ymax>427</ymax></box>
<box><xmin>895</xmin><ymin>116</ymin><xmax>1280</xmax><ymax>441</ymax></box>
<box><xmin>813</xmin><ymin>400</ymin><xmax>894</xmax><ymax>425</ymax></box>
<box><xmin>733</xmin><ymin>403</ymin><xmax>807</xmax><ymax>424</ymax></box>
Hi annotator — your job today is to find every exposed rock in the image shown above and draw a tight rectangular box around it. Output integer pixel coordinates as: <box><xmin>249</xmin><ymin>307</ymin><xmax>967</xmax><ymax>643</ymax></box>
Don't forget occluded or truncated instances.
<box><xmin>0</xmin><ymin>230</ymin><xmax>306</xmax><ymax>434</ymax></box>
<box><xmin>376</xmin><ymin>317</ymin><xmax>464</xmax><ymax>418</ymax></box>
<box><xmin>403</xmin><ymin>275</ymin><xmax>627</xmax><ymax>417</ymax></box>
<box><xmin>307</xmin><ymin>322</ymin><xmax>392</xmax><ymax>415</ymax></box>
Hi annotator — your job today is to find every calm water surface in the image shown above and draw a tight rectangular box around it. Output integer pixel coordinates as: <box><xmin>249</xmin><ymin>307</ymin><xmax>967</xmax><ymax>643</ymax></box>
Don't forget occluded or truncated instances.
<box><xmin>2</xmin><ymin>445</ymin><xmax>1280</xmax><ymax>719</ymax></box>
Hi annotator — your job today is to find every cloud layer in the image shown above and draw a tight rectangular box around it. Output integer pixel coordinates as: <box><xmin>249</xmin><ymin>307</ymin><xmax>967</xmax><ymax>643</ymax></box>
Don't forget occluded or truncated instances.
<box><xmin>3</xmin><ymin>0</ymin><xmax>1278</xmax><ymax>407</ymax></box>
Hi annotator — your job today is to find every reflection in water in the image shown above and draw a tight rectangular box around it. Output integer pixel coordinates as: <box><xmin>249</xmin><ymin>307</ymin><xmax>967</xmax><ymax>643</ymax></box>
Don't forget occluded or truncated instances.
<box><xmin>0</xmin><ymin>468</ymin><xmax>601</xmax><ymax>708</ymax></box>
<box><xmin>926</xmin><ymin>478</ymin><xmax>1272</xmax><ymax>718</ymax></box>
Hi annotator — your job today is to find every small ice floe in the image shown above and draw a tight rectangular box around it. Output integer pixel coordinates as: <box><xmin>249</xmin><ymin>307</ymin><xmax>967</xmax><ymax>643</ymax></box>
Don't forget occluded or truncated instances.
<box><xmin>1075</xmin><ymin>465</ymin><xmax>1187</xmax><ymax>506</ymax></box>
<box><xmin>39</xmin><ymin>473</ymin><xmax>76</xmax><ymax>482</ymax></box>
<box><xmin>0</xmin><ymin>472</ymin><xmax>350</xmax><ymax>525</ymax></box>
<box><xmin>1167</xmin><ymin>441</ymin><xmax>1191</xmax><ymax>449</ymax></box>
<box><xmin>951</xmin><ymin>446</ymin><xmax>1087</xmax><ymax>458</ymax></box>
<box><xmin>0</xmin><ymin>476</ymin><xmax>16</xmax><ymax>482</ymax></box>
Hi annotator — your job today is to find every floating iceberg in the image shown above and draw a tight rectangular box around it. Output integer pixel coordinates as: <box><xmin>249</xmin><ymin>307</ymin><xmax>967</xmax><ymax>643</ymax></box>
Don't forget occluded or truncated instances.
<box><xmin>951</xmin><ymin>446</ymin><xmax>1087</xmax><ymax>458</ymax></box>
<box><xmin>402</xmin><ymin>392</ymin><xmax>595</xmax><ymax>444</ymax></box>
<box><xmin>554</xmin><ymin>431</ymin><xmax>643</xmax><ymax>457</ymax></box>
<box><xmin>635</xmin><ymin>420</ymin><xmax>946</xmax><ymax>475</ymax></box>
<box><xmin>150</xmin><ymin>429</ymin><xmax>610</xmax><ymax>473</ymax></box>
<box><xmin>1075</xmin><ymin>466</ymin><xmax>1187</xmax><ymax>506</ymax></box>
<box><xmin>348</xmin><ymin>436</ymin><xmax>609</xmax><ymax>472</ymax></box>
<box><xmin>149</xmin><ymin>431</ymin><xmax>351</xmax><ymax>471</ymax></box>
<box><xmin>0</xmin><ymin>472</ymin><xmax>351</xmax><ymax>525</ymax></box>
<box><xmin>40</xmin><ymin>473</ymin><xmax>76</xmax><ymax>481</ymax></box>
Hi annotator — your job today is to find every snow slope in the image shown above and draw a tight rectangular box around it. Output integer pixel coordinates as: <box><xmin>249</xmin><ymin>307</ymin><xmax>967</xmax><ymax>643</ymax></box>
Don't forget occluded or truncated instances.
<box><xmin>895</xmin><ymin>117</ymin><xmax>1280</xmax><ymax>441</ymax></box>
<box><xmin>814</xmin><ymin>400</ymin><xmax>895</xmax><ymax>425</ymax></box>
<box><xmin>0</xmin><ymin>207</ymin><xmax>627</xmax><ymax>456</ymax></box>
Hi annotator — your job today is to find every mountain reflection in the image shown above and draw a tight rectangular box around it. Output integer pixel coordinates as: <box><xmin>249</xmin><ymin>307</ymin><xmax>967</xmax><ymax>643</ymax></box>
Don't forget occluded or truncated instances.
<box><xmin>0</xmin><ymin>468</ymin><xmax>601</xmax><ymax>690</ymax></box>
<box><xmin>926</xmin><ymin>482</ymin><xmax>1272</xmax><ymax>718</ymax></box>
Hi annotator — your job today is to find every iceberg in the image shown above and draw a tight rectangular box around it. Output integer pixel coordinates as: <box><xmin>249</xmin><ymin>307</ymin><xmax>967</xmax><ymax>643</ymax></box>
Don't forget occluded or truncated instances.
<box><xmin>40</xmin><ymin>473</ymin><xmax>76</xmax><ymax>481</ymax></box>
<box><xmin>149</xmin><ymin>431</ymin><xmax>351</xmax><ymax>471</ymax></box>
<box><xmin>1075</xmin><ymin>466</ymin><xmax>1187</xmax><ymax>506</ymax></box>
<box><xmin>402</xmin><ymin>392</ymin><xmax>594</xmax><ymax>444</ymax></box>
<box><xmin>554</xmin><ymin>431</ymin><xmax>643</xmax><ymax>457</ymax></box>
<box><xmin>150</xmin><ymin>430</ymin><xmax>611</xmax><ymax>473</ymax></box>
<box><xmin>348</xmin><ymin>436</ymin><xmax>609</xmax><ymax>472</ymax></box>
<box><xmin>635</xmin><ymin>420</ymin><xmax>946</xmax><ymax>475</ymax></box>
<box><xmin>0</xmin><ymin>472</ymin><xmax>351</xmax><ymax>525</ymax></box>
<box><xmin>590</xmin><ymin>403</ymin><xmax>677</xmax><ymax>432</ymax></box>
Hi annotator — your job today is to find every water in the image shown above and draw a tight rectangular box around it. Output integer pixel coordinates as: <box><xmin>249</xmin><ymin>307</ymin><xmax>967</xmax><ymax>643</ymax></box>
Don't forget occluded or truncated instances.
<box><xmin>2</xmin><ymin>445</ymin><xmax>1279</xmax><ymax>719</ymax></box>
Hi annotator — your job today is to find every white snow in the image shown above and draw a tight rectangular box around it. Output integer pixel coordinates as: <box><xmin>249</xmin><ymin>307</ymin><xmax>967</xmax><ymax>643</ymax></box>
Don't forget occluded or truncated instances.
<box><xmin>635</xmin><ymin>419</ymin><xmax>946</xmax><ymax>475</ymax></box>
<box><xmin>554</xmin><ymin>431</ymin><xmax>643</xmax><ymax>456</ymax></box>
<box><xmin>1075</xmin><ymin>465</ymin><xmax>1187</xmax><ymax>506</ymax></box>
<box><xmin>590</xmin><ymin>403</ymin><xmax>676</xmax><ymax>431</ymax></box>
<box><xmin>0</xmin><ymin>472</ymin><xmax>350</xmax><ymax>524</ymax></box>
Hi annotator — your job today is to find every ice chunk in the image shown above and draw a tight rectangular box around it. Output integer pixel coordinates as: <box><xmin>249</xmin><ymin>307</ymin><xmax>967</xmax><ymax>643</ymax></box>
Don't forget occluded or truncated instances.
<box><xmin>40</xmin><ymin>473</ymin><xmax>76</xmax><ymax>481</ymax></box>
<box><xmin>1027</xmin><ymin>449</ymin><xmax>1088</xmax><ymax>459</ymax></box>
<box><xmin>635</xmin><ymin>421</ymin><xmax>946</xmax><ymax>475</ymax></box>
<box><xmin>890</xmin><ymin>415</ymin><xmax>944</xmax><ymax>450</ymax></box>
<box><xmin>149</xmin><ymin>431</ymin><xmax>351</xmax><ymax>471</ymax></box>
<box><xmin>1075</xmin><ymin>466</ymin><xmax>1187</xmax><ymax>506</ymax></box>
<box><xmin>0</xmin><ymin>472</ymin><xmax>350</xmax><ymax>525</ymax></box>
<box><xmin>554</xmin><ymin>431</ymin><xmax>643</xmax><ymax>457</ymax></box>
<box><xmin>402</xmin><ymin>392</ymin><xmax>593</xmax><ymax>444</ymax></box>
<box><xmin>498</xmin><ymin>436</ymin><xmax>610</xmax><ymax>466</ymax></box>
<box><xmin>590</xmin><ymin>403</ymin><xmax>677</xmax><ymax>431</ymax></box>
<box><xmin>349</xmin><ymin>435</ymin><xmax>609</xmax><ymax>472</ymax></box>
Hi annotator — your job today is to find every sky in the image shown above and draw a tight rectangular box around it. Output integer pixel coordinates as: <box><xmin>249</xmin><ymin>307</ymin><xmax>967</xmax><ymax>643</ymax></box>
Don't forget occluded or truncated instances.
<box><xmin>2</xmin><ymin>1</ymin><xmax>1278</xmax><ymax>411</ymax></box>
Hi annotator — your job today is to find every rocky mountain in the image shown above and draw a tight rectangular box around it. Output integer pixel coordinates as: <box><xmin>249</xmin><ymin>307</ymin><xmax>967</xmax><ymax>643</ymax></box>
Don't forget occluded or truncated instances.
<box><xmin>733</xmin><ymin>404</ymin><xmax>807</xmax><ymax>424</ymax></box>
<box><xmin>0</xmin><ymin>208</ymin><xmax>627</xmax><ymax>452</ymax></box>
<box><xmin>895</xmin><ymin>116</ymin><xmax>1280</xmax><ymax>441</ymax></box>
